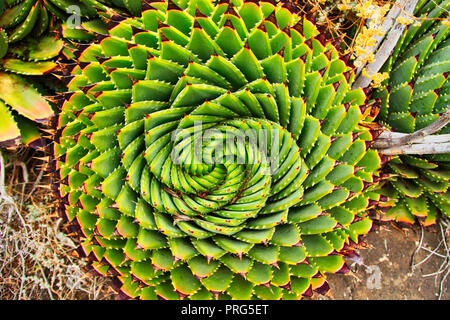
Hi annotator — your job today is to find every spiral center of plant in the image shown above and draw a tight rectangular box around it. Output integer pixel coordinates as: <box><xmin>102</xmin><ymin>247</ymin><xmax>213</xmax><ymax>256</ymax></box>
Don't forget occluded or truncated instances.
<box><xmin>144</xmin><ymin>113</ymin><xmax>306</xmax><ymax>227</ymax></box>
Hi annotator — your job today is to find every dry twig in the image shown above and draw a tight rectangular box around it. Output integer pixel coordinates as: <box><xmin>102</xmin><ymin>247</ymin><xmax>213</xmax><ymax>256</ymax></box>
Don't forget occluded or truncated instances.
<box><xmin>374</xmin><ymin>109</ymin><xmax>450</xmax><ymax>155</ymax></box>
<box><xmin>411</xmin><ymin>218</ymin><xmax>450</xmax><ymax>300</ymax></box>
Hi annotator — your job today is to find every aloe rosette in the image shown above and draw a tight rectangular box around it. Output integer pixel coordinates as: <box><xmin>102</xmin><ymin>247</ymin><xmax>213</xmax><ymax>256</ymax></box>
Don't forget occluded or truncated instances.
<box><xmin>0</xmin><ymin>0</ymin><xmax>146</xmax><ymax>75</ymax></box>
<box><xmin>0</xmin><ymin>31</ymin><xmax>66</xmax><ymax>147</ymax></box>
<box><xmin>0</xmin><ymin>0</ymin><xmax>130</xmax><ymax>147</ymax></box>
<box><xmin>0</xmin><ymin>0</ymin><xmax>68</xmax><ymax>147</ymax></box>
<box><xmin>0</xmin><ymin>0</ymin><xmax>145</xmax><ymax>43</ymax></box>
<box><xmin>53</xmin><ymin>0</ymin><xmax>384</xmax><ymax>300</ymax></box>
<box><xmin>0</xmin><ymin>71</ymin><xmax>56</xmax><ymax>147</ymax></box>
<box><xmin>0</xmin><ymin>0</ymin><xmax>114</xmax><ymax>42</ymax></box>
<box><xmin>373</xmin><ymin>0</ymin><xmax>450</xmax><ymax>226</ymax></box>
<box><xmin>0</xmin><ymin>0</ymin><xmax>99</xmax><ymax>46</ymax></box>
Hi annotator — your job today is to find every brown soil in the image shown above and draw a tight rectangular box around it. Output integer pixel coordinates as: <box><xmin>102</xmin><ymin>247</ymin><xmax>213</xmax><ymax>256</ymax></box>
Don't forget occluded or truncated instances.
<box><xmin>324</xmin><ymin>223</ymin><xmax>449</xmax><ymax>300</ymax></box>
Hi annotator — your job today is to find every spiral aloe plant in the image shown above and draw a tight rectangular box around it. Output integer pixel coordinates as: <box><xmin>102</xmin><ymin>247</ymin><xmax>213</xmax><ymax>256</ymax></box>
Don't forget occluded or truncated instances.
<box><xmin>372</xmin><ymin>0</ymin><xmax>450</xmax><ymax>226</ymax></box>
<box><xmin>52</xmin><ymin>0</ymin><xmax>384</xmax><ymax>300</ymax></box>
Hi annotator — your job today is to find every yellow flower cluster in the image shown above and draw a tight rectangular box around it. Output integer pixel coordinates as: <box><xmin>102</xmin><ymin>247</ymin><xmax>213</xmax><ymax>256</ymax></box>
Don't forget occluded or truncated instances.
<box><xmin>309</xmin><ymin>0</ymin><xmax>392</xmax><ymax>72</ymax></box>
<box><xmin>351</xmin><ymin>1</ymin><xmax>390</xmax><ymax>69</ymax></box>
<box><xmin>362</xmin><ymin>68</ymin><xmax>389</xmax><ymax>88</ymax></box>
<box><xmin>356</xmin><ymin>27</ymin><xmax>382</xmax><ymax>48</ymax></box>
<box><xmin>396</xmin><ymin>16</ymin><xmax>414</xmax><ymax>25</ymax></box>
<box><xmin>355</xmin><ymin>0</ymin><xmax>390</xmax><ymax>21</ymax></box>
<box><xmin>337</xmin><ymin>0</ymin><xmax>353</xmax><ymax>11</ymax></box>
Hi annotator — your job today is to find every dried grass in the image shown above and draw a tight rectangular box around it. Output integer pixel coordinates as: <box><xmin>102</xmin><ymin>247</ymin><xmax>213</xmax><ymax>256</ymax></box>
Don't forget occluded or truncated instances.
<box><xmin>0</xmin><ymin>149</ymin><xmax>113</xmax><ymax>300</ymax></box>
<box><xmin>411</xmin><ymin>218</ymin><xmax>450</xmax><ymax>300</ymax></box>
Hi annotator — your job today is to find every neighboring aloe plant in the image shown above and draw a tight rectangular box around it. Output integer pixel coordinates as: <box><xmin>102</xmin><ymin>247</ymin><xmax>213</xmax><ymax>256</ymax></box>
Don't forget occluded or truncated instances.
<box><xmin>0</xmin><ymin>0</ymin><xmax>144</xmax><ymax>43</ymax></box>
<box><xmin>372</xmin><ymin>0</ymin><xmax>450</xmax><ymax>226</ymax></box>
<box><xmin>0</xmin><ymin>0</ymin><xmax>146</xmax><ymax>147</ymax></box>
<box><xmin>0</xmin><ymin>0</ymin><xmax>77</xmax><ymax>147</ymax></box>
<box><xmin>0</xmin><ymin>71</ymin><xmax>56</xmax><ymax>147</ymax></box>
<box><xmin>0</xmin><ymin>32</ymin><xmax>64</xmax><ymax>147</ymax></box>
<box><xmin>52</xmin><ymin>0</ymin><xmax>385</xmax><ymax>300</ymax></box>
<box><xmin>97</xmin><ymin>0</ymin><xmax>143</xmax><ymax>15</ymax></box>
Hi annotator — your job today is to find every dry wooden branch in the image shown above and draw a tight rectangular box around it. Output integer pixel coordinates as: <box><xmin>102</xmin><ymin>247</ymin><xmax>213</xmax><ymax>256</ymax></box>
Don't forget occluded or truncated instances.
<box><xmin>352</xmin><ymin>0</ymin><xmax>419</xmax><ymax>89</ymax></box>
<box><xmin>375</xmin><ymin>132</ymin><xmax>450</xmax><ymax>145</ymax></box>
<box><xmin>354</xmin><ymin>0</ymin><xmax>409</xmax><ymax>78</ymax></box>
<box><xmin>379</xmin><ymin>143</ymin><xmax>450</xmax><ymax>155</ymax></box>
<box><xmin>373</xmin><ymin>109</ymin><xmax>450</xmax><ymax>155</ymax></box>
<box><xmin>373</xmin><ymin>131</ymin><xmax>450</xmax><ymax>143</ymax></box>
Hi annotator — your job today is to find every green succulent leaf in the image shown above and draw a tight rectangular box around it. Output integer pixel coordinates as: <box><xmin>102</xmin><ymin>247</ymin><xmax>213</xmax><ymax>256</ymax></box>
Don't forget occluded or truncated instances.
<box><xmin>0</xmin><ymin>100</ymin><xmax>21</xmax><ymax>146</ymax></box>
<box><xmin>0</xmin><ymin>71</ymin><xmax>53</xmax><ymax>121</ymax></box>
